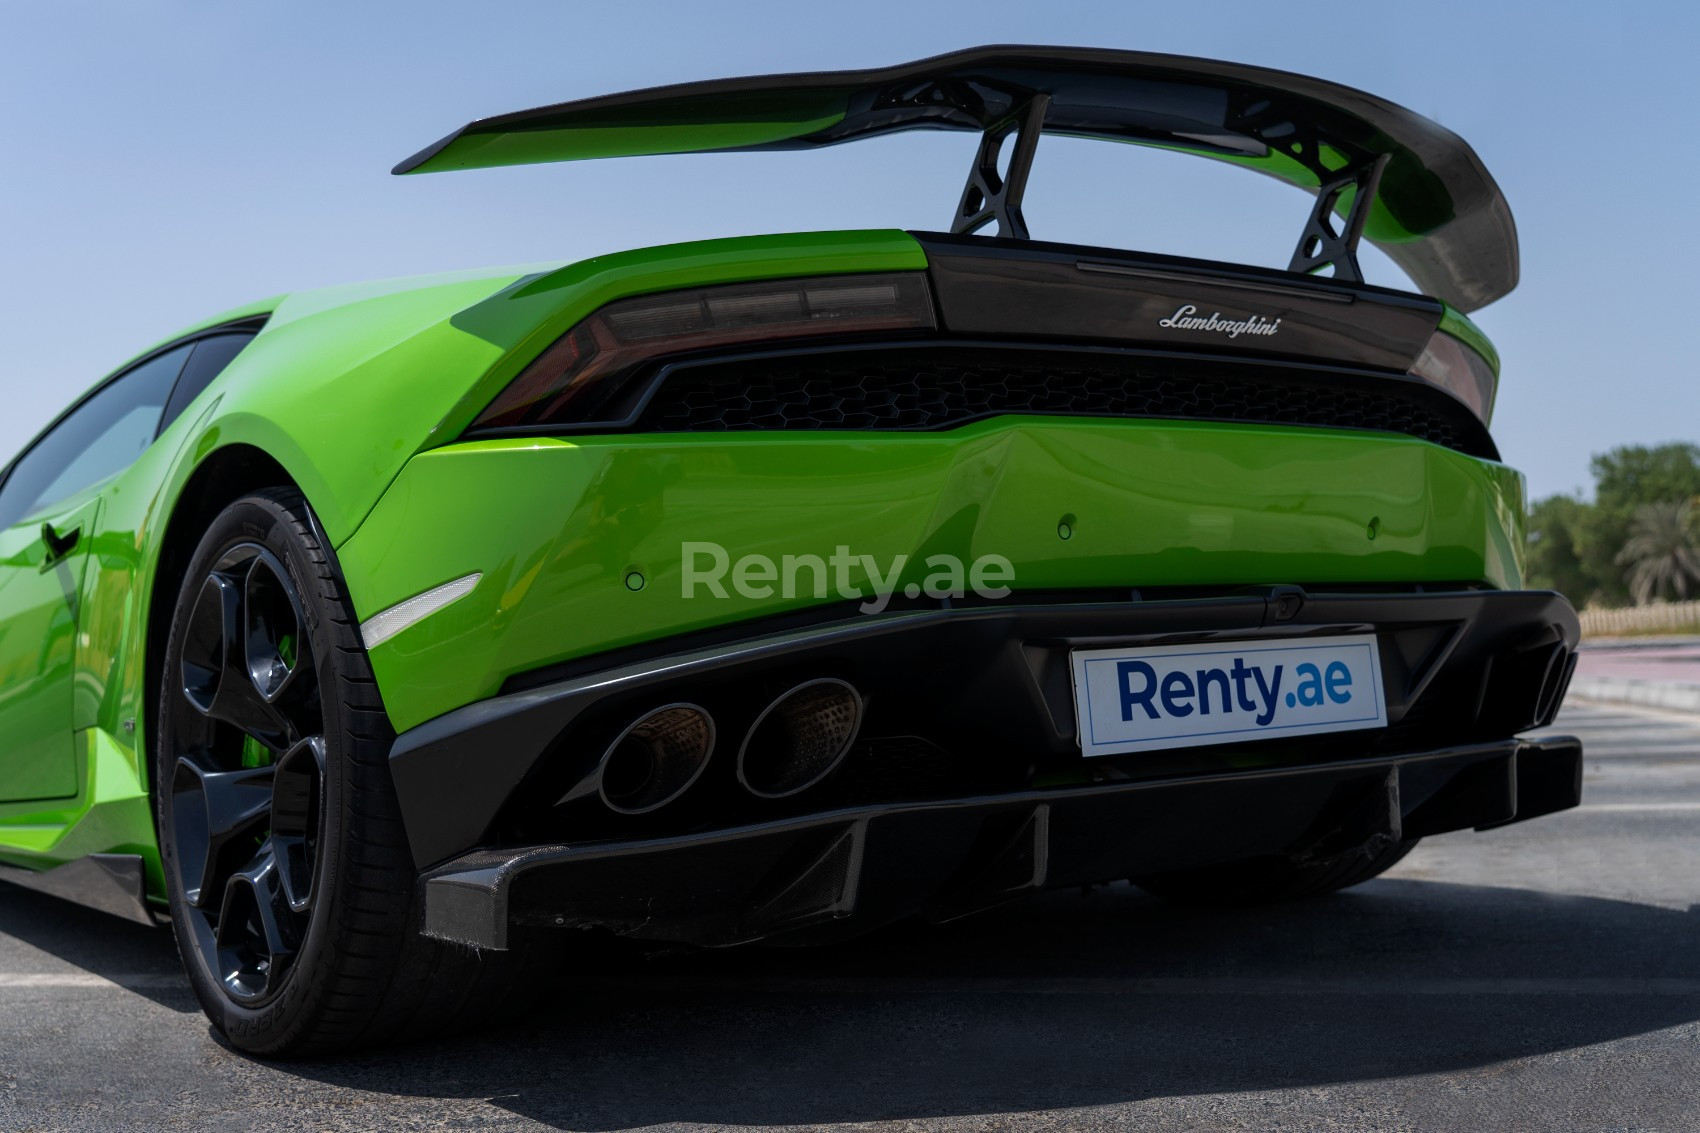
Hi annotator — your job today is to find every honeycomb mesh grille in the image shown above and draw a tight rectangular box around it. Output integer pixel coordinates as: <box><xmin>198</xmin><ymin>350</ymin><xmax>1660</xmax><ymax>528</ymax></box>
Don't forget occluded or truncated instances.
<box><xmin>629</xmin><ymin>346</ymin><xmax>1489</xmax><ymax>456</ymax></box>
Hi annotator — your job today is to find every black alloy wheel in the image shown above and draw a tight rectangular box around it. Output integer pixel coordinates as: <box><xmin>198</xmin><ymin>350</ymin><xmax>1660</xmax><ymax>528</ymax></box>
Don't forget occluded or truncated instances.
<box><xmin>156</xmin><ymin>489</ymin><xmax>534</xmax><ymax>1055</ymax></box>
<box><xmin>167</xmin><ymin>541</ymin><xmax>324</xmax><ymax>1004</ymax></box>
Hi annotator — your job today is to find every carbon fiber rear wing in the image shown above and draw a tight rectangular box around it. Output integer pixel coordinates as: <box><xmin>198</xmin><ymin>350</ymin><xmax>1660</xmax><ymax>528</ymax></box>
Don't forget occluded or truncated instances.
<box><xmin>396</xmin><ymin>45</ymin><xmax>1516</xmax><ymax>312</ymax></box>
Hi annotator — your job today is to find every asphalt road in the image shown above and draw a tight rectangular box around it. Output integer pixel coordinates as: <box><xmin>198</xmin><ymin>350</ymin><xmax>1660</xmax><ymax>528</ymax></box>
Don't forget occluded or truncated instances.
<box><xmin>3</xmin><ymin>700</ymin><xmax>1697</xmax><ymax>1132</ymax></box>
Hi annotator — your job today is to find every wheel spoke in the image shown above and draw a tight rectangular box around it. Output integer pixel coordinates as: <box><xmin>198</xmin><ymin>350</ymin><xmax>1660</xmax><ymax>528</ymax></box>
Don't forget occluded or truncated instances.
<box><xmin>179</xmin><ymin>563</ymin><xmax>297</xmax><ymax>745</ymax></box>
<box><xmin>243</xmin><ymin>551</ymin><xmax>312</xmax><ymax>708</ymax></box>
<box><xmin>270</xmin><ymin>736</ymin><xmax>325</xmax><ymax>914</ymax></box>
<box><xmin>170</xmin><ymin>756</ymin><xmax>274</xmax><ymax>908</ymax></box>
<box><xmin>214</xmin><ymin>853</ymin><xmax>295</xmax><ymax>1000</ymax></box>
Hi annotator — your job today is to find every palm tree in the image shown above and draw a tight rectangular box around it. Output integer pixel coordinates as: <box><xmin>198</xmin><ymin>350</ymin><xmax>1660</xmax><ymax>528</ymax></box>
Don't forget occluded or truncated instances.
<box><xmin>1616</xmin><ymin>498</ymin><xmax>1700</xmax><ymax>604</ymax></box>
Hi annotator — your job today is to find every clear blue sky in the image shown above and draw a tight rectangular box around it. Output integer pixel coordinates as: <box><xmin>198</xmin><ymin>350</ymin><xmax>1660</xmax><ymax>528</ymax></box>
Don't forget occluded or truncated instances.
<box><xmin>0</xmin><ymin>1</ymin><xmax>1691</xmax><ymax>502</ymax></box>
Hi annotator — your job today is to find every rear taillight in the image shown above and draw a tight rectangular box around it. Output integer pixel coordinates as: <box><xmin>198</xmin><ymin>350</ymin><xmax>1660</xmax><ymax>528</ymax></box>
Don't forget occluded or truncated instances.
<box><xmin>1407</xmin><ymin>328</ymin><xmax>1498</xmax><ymax>425</ymax></box>
<box><xmin>470</xmin><ymin>272</ymin><xmax>935</xmax><ymax>430</ymax></box>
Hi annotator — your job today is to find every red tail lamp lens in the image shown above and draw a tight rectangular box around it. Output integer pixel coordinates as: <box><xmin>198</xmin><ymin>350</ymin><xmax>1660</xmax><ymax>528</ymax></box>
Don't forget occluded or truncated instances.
<box><xmin>471</xmin><ymin>273</ymin><xmax>935</xmax><ymax>430</ymax></box>
<box><xmin>1407</xmin><ymin>330</ymin><xmax>1498</xmax><ymax>425</ymax></box>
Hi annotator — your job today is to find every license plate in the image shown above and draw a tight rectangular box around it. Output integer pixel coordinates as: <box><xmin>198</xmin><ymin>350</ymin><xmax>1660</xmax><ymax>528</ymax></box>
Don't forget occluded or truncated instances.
<box><xmin>1070</xmin><ymin>634</ymin><xmax>1387</xmax><ymax>757</ymax></box>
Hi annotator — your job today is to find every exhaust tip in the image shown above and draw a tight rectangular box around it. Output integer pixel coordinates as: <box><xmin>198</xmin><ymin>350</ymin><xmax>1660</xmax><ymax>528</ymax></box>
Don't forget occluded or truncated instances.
<box><xmin>738</xmin><ymin>678</ymin><xmax>863</xmax><ymax>799</ymax></box>
<box><xmin>598</xmin><ymin>703</ymin><xmax>715</xmax><ymax>815</ymax></box>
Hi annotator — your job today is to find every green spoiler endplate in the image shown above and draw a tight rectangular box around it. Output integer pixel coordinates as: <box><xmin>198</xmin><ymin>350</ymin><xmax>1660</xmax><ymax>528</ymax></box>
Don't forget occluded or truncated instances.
<box><xmin>396</xmin><ymin>45</ymin><xmax>1517</xmax><ymax>312</ymax></box>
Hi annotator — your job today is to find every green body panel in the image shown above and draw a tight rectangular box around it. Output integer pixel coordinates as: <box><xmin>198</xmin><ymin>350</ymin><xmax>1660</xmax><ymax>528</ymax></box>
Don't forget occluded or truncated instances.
<box><xmin>0</xmin><ymin>390</ymin><xmax>231</xmax><ymax>883</ymax></box>
<box><xmin>0</xmin><ymin>730</ymin><xmax>164</xmax><ymax>894</ymax></box>
<box><xmin>341</xmin><ymin>419</ymin><xmax>1527</xmax><ymax>734</ymax></box>
<box><xmin>0</xmin><ymin>495</ymin><xmax>101</xmax><ymax>802</ymax></box>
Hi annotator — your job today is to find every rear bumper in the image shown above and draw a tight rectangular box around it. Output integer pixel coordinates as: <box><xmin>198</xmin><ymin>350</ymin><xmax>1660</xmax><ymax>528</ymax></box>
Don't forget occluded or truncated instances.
<box><xmin>390</xmin><ymin>587</ymin><xmax>1580</xmax><ymax>871</ymax></box>
<box><xmin>422</xmin><ymin>733</ymin><xmax>1583</xmax><ymax>950</ymax></box>
<box><xmin>341</xmin><ymin>416</ymin><xmax>1529</xmax><ymax>735</ymax></box>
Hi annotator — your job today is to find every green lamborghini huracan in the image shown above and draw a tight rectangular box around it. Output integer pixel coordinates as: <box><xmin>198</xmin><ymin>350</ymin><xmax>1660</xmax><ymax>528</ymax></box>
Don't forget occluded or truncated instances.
<box><xmin>0</xmin><ymin>46</ymin><xmax>1580</xmax><ymax>1054</ymax></box>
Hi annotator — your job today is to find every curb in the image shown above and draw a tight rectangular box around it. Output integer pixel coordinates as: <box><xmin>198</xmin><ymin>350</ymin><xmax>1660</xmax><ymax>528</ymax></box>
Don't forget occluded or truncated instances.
<box><xmin>1568</xmin><ymin>677</ymin><xmax>1700</xmax><ymax>715</ymax></box>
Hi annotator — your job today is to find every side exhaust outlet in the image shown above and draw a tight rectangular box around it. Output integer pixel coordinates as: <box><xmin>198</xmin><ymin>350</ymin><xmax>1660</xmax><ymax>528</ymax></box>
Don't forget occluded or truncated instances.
<box><xmin>738</xmin><ymin>678</ymin><xmax>863</xmax><ymax>799</ymax></box>
<box><xmin>598</xmin><ymin>704</ymin><xmax>715</xmax><ymax>815</ymax></box>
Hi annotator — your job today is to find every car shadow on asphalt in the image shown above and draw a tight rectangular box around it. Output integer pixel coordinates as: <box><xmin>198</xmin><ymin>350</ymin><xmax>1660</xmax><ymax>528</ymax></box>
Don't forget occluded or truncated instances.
<box><xmin>0</xmin><ymin>884</ymin><xmax>194</xmax><ymax>1013</ymax></box>
<box><xmin>245</xmin><ymin>877</ymin><xmax>1700</xmax><ymax>1129</ymax></box>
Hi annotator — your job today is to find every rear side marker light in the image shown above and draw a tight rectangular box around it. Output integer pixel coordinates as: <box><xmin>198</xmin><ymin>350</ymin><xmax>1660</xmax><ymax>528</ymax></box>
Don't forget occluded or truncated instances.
<box><xmin>471</xmin><ymin>273</ymin><xmax>935</xmax><ymax>430</ymax></box>
<box><xmin>361</xmin><ymin>573</ymin><xmax>482</xmax><ymax>650</ymax></box>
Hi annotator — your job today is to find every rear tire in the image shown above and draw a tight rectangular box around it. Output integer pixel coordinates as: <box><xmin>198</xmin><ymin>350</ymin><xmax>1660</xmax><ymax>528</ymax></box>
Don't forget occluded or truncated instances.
<box><xmin>1131</xmin><ymin>838</ymin><xmax>1420</xmax><ymax>906</ymax></box>
<box><xmin>155</xmin><ymin>488</ymin><xmax>532</xmax><ymax>1055</ymax></box>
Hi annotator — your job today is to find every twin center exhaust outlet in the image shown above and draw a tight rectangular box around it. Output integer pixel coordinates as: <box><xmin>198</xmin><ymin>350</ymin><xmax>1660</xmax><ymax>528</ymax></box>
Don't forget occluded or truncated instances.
<box><xmin>595</xmin><ymin>678</ymin><xmax>864</xmax><ymax>816</ymax></box>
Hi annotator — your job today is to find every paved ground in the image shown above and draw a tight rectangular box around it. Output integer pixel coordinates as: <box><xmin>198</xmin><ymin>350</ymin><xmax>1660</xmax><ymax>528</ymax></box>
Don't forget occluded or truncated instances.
<box><xmin>1572</xmin><ymin>639</ymin><xmax>1700</xmax><ymax>713</ymax></box>
<box><xmin>1575</xmin><ymin>637</ymin><xmax>1700</xmax><ymax>686</ymax></box>
<box><xmin>2</xmin><ymin>701</ymin><xmax>1697</xmax><ymax>1132</ymax></box>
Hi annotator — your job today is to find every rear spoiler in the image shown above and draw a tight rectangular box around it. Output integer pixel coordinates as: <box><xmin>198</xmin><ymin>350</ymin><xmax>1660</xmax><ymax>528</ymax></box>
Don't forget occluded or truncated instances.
<box><xmin>395</xmin><ymin>45</ymin><xmax>1517</xmax><ymax>313</ymax></box>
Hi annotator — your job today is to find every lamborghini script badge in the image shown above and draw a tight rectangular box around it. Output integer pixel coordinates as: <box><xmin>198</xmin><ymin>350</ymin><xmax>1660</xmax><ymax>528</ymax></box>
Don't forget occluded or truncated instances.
<box><xmin>1158</xmin><ymin>303</ymin><xmax>1281</xmax><ymax>339</ymax></box>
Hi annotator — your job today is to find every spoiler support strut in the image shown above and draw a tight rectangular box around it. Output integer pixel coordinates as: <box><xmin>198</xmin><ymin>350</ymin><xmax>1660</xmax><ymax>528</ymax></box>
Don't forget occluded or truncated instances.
<box><xmin>949</xmin><ymin>89</ymin><xmax>1388</xmax><ymax>275</ymax></box>
<box><xmin>950</xmin><ymin>93</ymin><xmax>1050</xmax><ymax>240</ymax></box>
<box><xmin>1287</xmin><ymin>152</ymin><xmax>1389</xmax><ymax>284</ymax></box>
